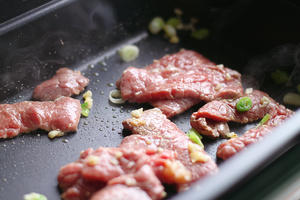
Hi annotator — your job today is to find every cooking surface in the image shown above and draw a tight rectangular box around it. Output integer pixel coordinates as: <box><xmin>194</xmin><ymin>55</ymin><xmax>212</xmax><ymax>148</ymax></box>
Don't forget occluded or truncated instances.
<box><xmin>0</xmin><ymin>0</ymin><xmax>299</xmax><ymax>199</ymax></box>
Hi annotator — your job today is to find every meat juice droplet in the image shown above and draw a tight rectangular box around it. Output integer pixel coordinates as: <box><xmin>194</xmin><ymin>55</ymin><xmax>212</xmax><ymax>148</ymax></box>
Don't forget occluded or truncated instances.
<box><xmin>107</xmin><ymin>83</ymin><xmax>114</xmax><ymax>87</ymax></box>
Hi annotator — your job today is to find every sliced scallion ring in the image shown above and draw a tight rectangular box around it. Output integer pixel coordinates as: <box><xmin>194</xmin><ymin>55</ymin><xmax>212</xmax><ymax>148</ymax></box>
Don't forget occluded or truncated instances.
<box><xmin>118</xmin><ymin>45</ymin><xmax>139</xmax><ymax>62</ymax></box>
<box><xmin>109</xmin><ymin>89</ymin><xmax>126</xmax><ymax>104</ymax></box>
<box><xmin>236</xmin><ymin>97</ymin><xmax>252</xmax><ymax>112</ymax></box>
<box><xmin>24</xmin><ymin>192</ymin><xmax>47</xmax><ymax>200</ymax></box>
<box><xmin>148</xmin><ymin>17</ymin><xmax>165</xmax><ymax>34</ymax></box>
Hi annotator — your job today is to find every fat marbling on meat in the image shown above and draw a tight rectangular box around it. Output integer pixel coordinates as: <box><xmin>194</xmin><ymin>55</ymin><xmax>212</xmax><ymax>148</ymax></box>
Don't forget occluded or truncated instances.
<box><xmin>33</xmin><ymin>67</ymin><xmax>89</xmax><ymax>101</ymax></box>
<box><xmin>0</xmin><ymin>97</ymin><xmax>81</xmax><ymax>138</ymax></box>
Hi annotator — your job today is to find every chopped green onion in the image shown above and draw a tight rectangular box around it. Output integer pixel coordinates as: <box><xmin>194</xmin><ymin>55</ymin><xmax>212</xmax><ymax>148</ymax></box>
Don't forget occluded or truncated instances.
<box><xmin>297</xmin><ymin>84</ymin><xmax>300</xmax><ymax>93</ymax></box>
<box><xmin>163</xmin><ymin>24</ymin><xmax>177</xmax><ymax>37</ymax></box>
<box><xmin>24</xmin><ymin>192</ymin><xmax>47</xmax><ymax>200</ymax></box>
<box><xmin>236</xmin><ymin>97</ymin><xmax>252</xmax><ymax>112</ymax></box>
<box><xmin>257</xmin><ymin>114</ymin><xmax>271</xmax><ymax>127</ymax></box>
<box><xmin>81</xmin><ymin>102</ymin><xmax>90</xmax><ymax>117</ymax></box>
<box><xmin>109</xmin><ymin>89</ymin><xmax>126</xmax><ymax>104</ymax></box>
<box><xmin>283</xmin><ymin>92</ymin><xmax>300</xmax><ymax>106</ymax></box>
<box><xmin>187</xmin><ymin>128</ymin><xmax>204</xmax><ymax>149</ymax></box>
<box><xmin>148</xmin><ymin>17</ymin><xmax>165</xmax><ymax>34</ymax></box>
<box><xmin>191</xmin><ymin>28</ymin><xmax>210</xmax><ymax>40</ymax></box>
<box><xmin>271</xmin><ymin>70</ymin><xmax>289</xmax><ymax>84</ymax></box>
<box><xmin>166</xmin><ymin>17</ymin><xmax>181</xmax><ymax>29</ymax></box>
<box><xmin>169</xmin><ymin>35</ymin><xmax>179</xmax><ymax>44</ymax></box>
<box><xmin>118</xmin><ymin>45</ymin><xmax>139</xmax><ymax>62</ymax></box>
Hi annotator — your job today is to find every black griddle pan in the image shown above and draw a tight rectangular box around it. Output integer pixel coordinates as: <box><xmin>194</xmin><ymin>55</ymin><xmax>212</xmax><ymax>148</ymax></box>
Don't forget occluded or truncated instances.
<box><xmin>0</xmin><ymin>0</ymin><xmax>300</xmax><ymax>199</ymax></box>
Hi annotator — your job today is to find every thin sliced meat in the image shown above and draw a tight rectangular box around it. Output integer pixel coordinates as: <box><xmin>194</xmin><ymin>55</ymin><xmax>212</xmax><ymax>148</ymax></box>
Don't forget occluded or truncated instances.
<box><xmin>90</xmin><ymin>184</ymin><xmax>151</xmax><ymax>200</ymax></box>
<box><xmin>58</xmin><ymin>147</ymin><xmax>190</xmax><ymax>200</ymax></box>
<box><xmin>217</xmin><ymin>114</ymin><xmax>292</xmax><ymax>160</ymax></box>
<box><xmin>33</xmin><ymin>67</ymin><xmax>89</xmax><ymax>101</ymax></box>
<box><xmin>118</xmin><ymin>50</ymin><xmax>242</xmax><ymax>103</ymax></box>
<box><xmin>191</xmin><ymin>90</ymin><xmax>293</xmax><ymax>138</ymax></box>
<box><xmin>0</xmin><ymin>97</ymin><xmax>81</xmax><ymax>138</ymax></box>
<box><xmin>150</xmin><ymin>98</ymin><xmax>201</xmax><ymax>118</ymax></box>
<box><xmin>117</xmin><ymin>50</ymin><xmax>243</xmax><ymax>117</ymax></box>
<box><xmin>119</xmin><ymin>64</ymin><xmax>242</xmax><ymax>103</ymax></box>
<box><xmin>145</xmin><ymin>50</ymin><xmax>214</xmax><ymax>117</ymax></box>
<box><xmin>121</xmin><ymin>108</ymin><xmax>218</xmax><ymax>190</ymax></box>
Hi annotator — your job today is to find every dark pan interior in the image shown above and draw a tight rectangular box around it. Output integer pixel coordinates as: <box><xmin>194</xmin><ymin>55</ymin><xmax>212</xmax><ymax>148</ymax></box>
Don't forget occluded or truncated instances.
<box><xmin>0</xmin><ymin>0</ymin><xmax>300</xmax><ymax>199</ymax></box>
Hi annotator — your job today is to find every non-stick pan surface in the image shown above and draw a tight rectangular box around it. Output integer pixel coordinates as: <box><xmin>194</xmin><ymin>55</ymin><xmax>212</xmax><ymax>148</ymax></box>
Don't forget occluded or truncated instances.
<box><xmin>0</xmin><ymin>0</ymin><xmax>299</xmax><ymax>199</ymax></box>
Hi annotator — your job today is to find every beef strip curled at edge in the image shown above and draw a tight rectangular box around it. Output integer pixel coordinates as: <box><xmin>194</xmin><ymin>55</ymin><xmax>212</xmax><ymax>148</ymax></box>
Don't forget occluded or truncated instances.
<box><xmin>58</xmin><ymin>147</ymin><xmax>191</xmax><ymax>200</ymax></box>
<box><xmin>116</xmin><ymin>49</ymin><xmax>243</xmax><ymax>117</ymax></box>
<box><xmin>121</xmin><ymin>108</ymin><xmax>218</xmax><ymax>191</ymax></box>
<box><xmin>0</xmin><ymin>97</ymin><xmax>81</xmax><ymax>139</ymax></box>
<box><xmin>191</xmin><ymin>90</ymin><xmax>293</xmax><ymax>138</ymax></box>
<box><xmin>33</xmin><ymin>67</ymin><xmax>89</xmax><ymax>101</ymax></box>
<box><xmin>217</xmin><ymin>114</ymin><xmax>292</xmax><ymax>160</ymax></box>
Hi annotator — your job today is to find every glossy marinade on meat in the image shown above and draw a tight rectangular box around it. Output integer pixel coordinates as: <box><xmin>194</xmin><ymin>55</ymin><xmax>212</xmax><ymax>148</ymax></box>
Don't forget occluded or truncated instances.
<box><xmin>0</xmin><ymin>97</ymin><xmax>81</xmax><ymax>138</ymax></box>
<box><xmin>58</xmin><ymin>146</ymin><xmax>191</xmax><ymax>200</ymax></box>
<box><xmin>122</xmin><ymin>108</ymin><xmax>218</xmax><ymax>190</ymax></box>
<box><xmin>33</xmin><ymin>68</ymin><xmax>89</xmax><ymax>101</ymax></box>
<box><xmin>117</xmin><ymin>50</ymin><xmax>243</xmax><ymax>117</ymax></box>
<box><xmin>118</xmin><ymin>50</ymin><xmax>242</xmax><ymax>103</ymax></box>
<box><xmin>191</xmin><ymin>90</ymin><xmax>293</xmax><ymax>138</ymax></box>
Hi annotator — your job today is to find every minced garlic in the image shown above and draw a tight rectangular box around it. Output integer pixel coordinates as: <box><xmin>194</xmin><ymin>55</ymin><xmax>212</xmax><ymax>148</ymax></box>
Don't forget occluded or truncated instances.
<box><xmin>260</xmin><ymin>96</ymin><xmax>270</xmax><ymax>107</ymax></box>
<box><xmin>163</xmin><ymin>160</ymin><xmax>192</xmax><ymax>184</ymax></box>
<box><xmin>83</xmin><ymin>90</ymin><xmax>93</xmax><ymax>109</ymax></box>
<box><xmin>129</xmin><ymin>118</ymin><xmax>146</xmax><ymax>127</ymax></box>
<box><xmin>224</xmin><ymin>132</ymin><xmax>238</xmax><ymax>139</ymax></box>
<box><xmin>188</xmin><ymin>143</ymin><xmax>209</xmax><ymax>163</ymax></box>
<box><xmin>86</xmin><ymin>155</ymin><xmax>100</xmax><ymax>166</ymax></box>
<box><xmin>225</xmin><ymin>73</ymin><xmax>232</xmax><ymax>80</ymax></box>
<box><xmin>125</xmin><ymin>178</ymin><xmax>137</xmax><ymax>186</ymax></box>
<box><xmin>245</xmin><ymin>88</ymin><xmax>253</xmax><ymax>94</ymax></box>
<box><xmin>114</xmin><ymin>151</ymin><xmax>123</xmax><ymax>159</ymax></box>
<box><xmin>216</xmin><ymin>64</ymin><xmax>224</xmax><ymax>69</ymax></box>
<box><xmin>131</xmin><ymin>108</ymin><xmax>143</xmax><ymax>118</ymax></box>
<box><xmin>48</xmin><ymin>130</ymin><xmax>64</xmax><ymax>139</ymax></box>
<box><xmin>215</xmin><ymin>84</ymin><xmax>223</xmax><ymax>91</ymax></box>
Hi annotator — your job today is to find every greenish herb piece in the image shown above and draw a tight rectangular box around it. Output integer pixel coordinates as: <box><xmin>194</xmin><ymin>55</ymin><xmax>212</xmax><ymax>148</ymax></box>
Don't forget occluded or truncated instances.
<box><xmin>163</xmin><ymin>24</ymin><xmax>177</xmax><ymax>37</ymax></box>
<box><xmin>148</xmin><ymin>17</ymin><xmax>165</xmax><ymax>34</ymax></box>
<box><xmin>166</xmin><ymin>17</ymin><xmax>181</xmax><ymax>28</ymax></box>
<box><xmin>191</xmin><ymin>28</ymin><xmax>210</xmax><ymax>40</ymax></box>
<box><xmin>81</xmin><ymin>102</ymin><xmax>90</xmax><ymax>117</ymax></box>
<box><xmin>236</xmin><ymin>97</ymin><xmax>252</xmax><ymax>112</ymax></box>
<box><xmin>271</xmin><ymin>70</ymin><xmax>289</xmax><ymax>85</ymax></box>
<box><xmin>24</xmin><ymin>192</ymin><xmax>47</xmax><ymax>200</ymax></box>
<box><xmin>118</xmin><ymin>45</ymin><xmax>139</xmax><ymax>62</ymax></box>
<box><xmin>187</xmin><ymin>128</ymin><xmax>204</xmax><ymax>149</ymax></box>
<box><xmin>257</xmin><ymin>114</ymin><xmax>271</xmax><ymax>127</ymax></box>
